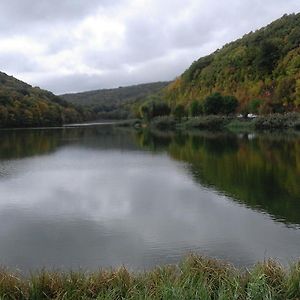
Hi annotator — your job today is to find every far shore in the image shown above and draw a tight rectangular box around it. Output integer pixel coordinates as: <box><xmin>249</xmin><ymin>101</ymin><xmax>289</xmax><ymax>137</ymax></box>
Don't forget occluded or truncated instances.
<box><xmin>63</xmin><ymin>120</ymin><xmax>126</xmax><ymax>127</ymax></box>
<box><xmin>0</xmin><ymin>120</ymin><xmax>126</xmax><ymax>131</ymax></box>
<box><xmin>1</xmin><ymin>113</ymin><xmax>300</xmax><ymax>132</ymax></box>
<box><xmin>136</xmin><ymin>113</ymin><xmax>300</xmax><ymax>132</ymax></box>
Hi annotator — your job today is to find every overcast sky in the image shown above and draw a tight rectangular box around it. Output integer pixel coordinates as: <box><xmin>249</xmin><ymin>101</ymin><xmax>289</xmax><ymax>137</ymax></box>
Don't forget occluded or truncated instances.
<box><xmin>0</xmin><ymin>0</ymin><xmax>299</xmax><ymax>94</ymax></box>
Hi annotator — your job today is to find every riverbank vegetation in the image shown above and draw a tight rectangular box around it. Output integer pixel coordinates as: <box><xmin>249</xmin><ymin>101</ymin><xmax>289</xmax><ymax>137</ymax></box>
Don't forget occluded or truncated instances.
<box><xmin>139</xmin><ymin>114</ymin><xmax>300</xmax><ymax>132</ymax></box>
<box><xmin>136</xmin><ymin>83</ymin><xmax>300</xmax><ymax>131</ymax></box>
<box><xmin>0</xmin><ymin>255</ymin><xmax>299</xmax><ymax>299</ymax></box>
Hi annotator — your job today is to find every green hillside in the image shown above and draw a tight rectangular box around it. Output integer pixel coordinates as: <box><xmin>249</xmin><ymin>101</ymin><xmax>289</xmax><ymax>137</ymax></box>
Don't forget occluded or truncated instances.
<box><xmin>61</xmin><ymin>81</ymin><xmax>169</xmax><ymax>119</ymax></box>
<box><xmin>165</xmin><ymin>13</ymin><xmax>300</xmax><ymax>114</ymax></box>
<box><xmin>0</xmin><ymin>72</ymin><xmax>92</xmax><ymax>128</ymax></box>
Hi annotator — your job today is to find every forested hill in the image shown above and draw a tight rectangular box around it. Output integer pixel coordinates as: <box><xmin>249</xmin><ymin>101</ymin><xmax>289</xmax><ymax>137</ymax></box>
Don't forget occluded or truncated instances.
<box><xmin>0</xmin><ymin>72</ymin><xmax>92</xmax><ymax>128</ymax></box>
<box><xmin>165</xmin><ymin>13</ymin><xmax>300</xmax><ymax>113</ymax></box>
<box><xmin>61</xmin><ymin>82</ymin><xmax>169</xmax><ymax>106</ymax></box>
<box><xmin>61</xmin><ymin>81</ymin><xmax>169</xmax><ymax>119</ymax></box>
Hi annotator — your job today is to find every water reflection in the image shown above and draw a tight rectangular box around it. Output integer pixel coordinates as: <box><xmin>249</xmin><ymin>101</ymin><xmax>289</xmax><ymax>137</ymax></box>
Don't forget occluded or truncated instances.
<box><xmin>136</xmin><ymin>130</ymin><xmax>300</xmax><ymax>226</ymax></box>
<box><xmin>0</xmin><ymin>126</ymin><xmax>299</xmax><ymax>271</ymax></box>
<box><xmin>0</xmin><ymin>127</ymin><xmax>139</xmax><ymax>160</ymax></box>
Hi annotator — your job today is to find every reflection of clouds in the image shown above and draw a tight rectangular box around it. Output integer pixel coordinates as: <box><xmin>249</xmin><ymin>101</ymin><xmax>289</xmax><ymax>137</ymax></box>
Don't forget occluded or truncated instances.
<box><xmin>0</xmin><ymin>147</ymin><xmax>299</xmax><ymax>271</ymax></box>
<box><xmin>0</xmin><ymin>148</ymin><xmax>195</xmax><ymax>223</ymax></box>
<box><xmin>0</xmin><ymin>160</ymin><xmax>28</xmax><ymax>179</ymax></box>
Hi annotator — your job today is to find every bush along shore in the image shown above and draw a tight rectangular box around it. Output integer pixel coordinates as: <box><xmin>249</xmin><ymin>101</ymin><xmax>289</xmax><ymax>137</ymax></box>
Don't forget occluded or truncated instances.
<box><xmin>141</xmin><ymin>113</ymin><xmax>300</xmax><ymax>132</ymax></box>
<box><xmin>135</xmin><ymin>90</ymin><xmax>300</xmax><ymax>132</ymax></box>
<box><xmin>0</xmin><ymin>255</ymin><xmax>299</xmax><ymax>299</ymax></box>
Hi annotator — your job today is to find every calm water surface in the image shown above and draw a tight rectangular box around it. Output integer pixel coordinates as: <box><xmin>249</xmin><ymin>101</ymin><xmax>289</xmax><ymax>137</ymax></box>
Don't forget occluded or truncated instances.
<box><xmin>0</xmin><ymin>126</ymin><xmax>299</xmax><ymax>271</ymax></box>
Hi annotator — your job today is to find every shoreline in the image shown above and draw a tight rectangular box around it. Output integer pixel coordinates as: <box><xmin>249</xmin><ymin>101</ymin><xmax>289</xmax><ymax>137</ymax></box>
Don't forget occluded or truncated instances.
<box><xmin>0</xmin><ymin>120</ymin><xmax>127</xmax><ymax>131</ymax></box>
<box><xmin>138</xmin><ymin>113</ymin><xmax>300</xmax><ymax>132</ymax></box>
<box><xmin>1</xmin><ymin>114</ymin><xmax>299</xmax><ymax>132</ymax></box>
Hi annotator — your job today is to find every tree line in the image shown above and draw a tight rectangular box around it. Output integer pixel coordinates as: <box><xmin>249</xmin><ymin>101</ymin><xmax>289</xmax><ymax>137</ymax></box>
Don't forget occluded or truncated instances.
<box><xmin>137</xmin><ymin>92</ymin><xmax>263</xmax><ymax>121</ymax></box>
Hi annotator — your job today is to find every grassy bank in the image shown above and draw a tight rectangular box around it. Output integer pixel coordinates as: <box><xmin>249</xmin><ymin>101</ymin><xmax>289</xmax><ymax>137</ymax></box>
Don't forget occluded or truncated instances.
<box><xmin>0</xmin><ymin>255</ymin><xmax>299</xmax><ymax>299</ymax></box>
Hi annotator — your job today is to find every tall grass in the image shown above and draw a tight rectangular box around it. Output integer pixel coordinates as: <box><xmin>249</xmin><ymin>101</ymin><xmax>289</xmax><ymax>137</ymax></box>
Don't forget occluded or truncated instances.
<box><xmin>0</xmin><ymin>255</ymin><xmax>299</xmax><ymax>299</ymax></box>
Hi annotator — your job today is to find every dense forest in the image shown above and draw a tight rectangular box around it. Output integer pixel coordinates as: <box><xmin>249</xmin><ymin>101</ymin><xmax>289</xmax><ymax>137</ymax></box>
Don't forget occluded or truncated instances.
<box><xmin>164</xmin><ymin>13</ymin><xmax>300</xmax><ymax>115</ymax></box>
<box><xmin>61</xmin><ymin>82</ymin><xmax>169</xmax><ymax>119</ymax></box>
<box><xmin>0</xmin><ymin>72</ymin><xmax>93</xmax><ymax>128</ymax></box>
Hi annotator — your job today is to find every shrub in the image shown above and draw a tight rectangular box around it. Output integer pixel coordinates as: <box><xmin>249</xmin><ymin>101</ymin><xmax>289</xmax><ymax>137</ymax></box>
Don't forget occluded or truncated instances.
<box><xmin>139</xmin><ymin>100</ymin><xmax>171</xmax><ymax>120</ymax></box>
<box><xmin>294</xmin><ymin>121</ymin><xmax>300</xmax><ymax>130</ymax></box>
<box><xmin>255</xmin><ymin>113</ymin><xmax>300</xmax><ymax>130</ymax></box>
<box><xmin>185</xmin><ymin>115</ymin><xmax>228</xmax><ymax>130</ymax></box>
<box><xmin>203</xmin><ymin>93</ymin><xmax>239</xmax><ymax>115</ymax></box>
<box><xmin>222</xmin><ymin>95</ymin><xmax>239</xmax><ymax>115</ymax></box>
<box><xmin>151</xmin><ymin>116</ymin><xmax>176</xmax><ymax>130</ymax></box>
<box><xmin>248</xmin><ymin>98</ymin><xmax>263</xmax><ymax>114</ymax></box>
<box><xmin>173</xmin><ymin>104</ymin><xmax>186</xmax><ymax>122</ymax></box>
<box><xmin>203</xmin><ymin>93</ymin><xmax>224</xmax><ymax>115</ymax></box>
<box><xmin>189</xmin><ymin>100</ymin><xmax>203</xmax><ymax>117</ymax></box>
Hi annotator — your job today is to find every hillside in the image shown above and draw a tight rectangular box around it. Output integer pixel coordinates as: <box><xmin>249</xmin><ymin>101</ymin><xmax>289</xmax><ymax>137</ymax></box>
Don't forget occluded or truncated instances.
<box><xmin>0</xmin><ymin>72</ymin><xmax>92</xmax><ymax>128</ymax></box>
<box><xmin>61</xmin><ymin>81</ymin><xmax>169</xmax><ymax>119</ymax></box>
<box><xmin>165</xmin><ymin>13</ymin><xmax>300</xmax><ymax>113</ymax></box>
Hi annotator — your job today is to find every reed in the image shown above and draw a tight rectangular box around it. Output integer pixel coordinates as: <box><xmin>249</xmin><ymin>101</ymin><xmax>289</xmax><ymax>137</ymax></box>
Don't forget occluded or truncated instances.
<box><xmin>0</xmin><ymin>255</ymin><xmax>299</xmax><ymax>299</ymax></box>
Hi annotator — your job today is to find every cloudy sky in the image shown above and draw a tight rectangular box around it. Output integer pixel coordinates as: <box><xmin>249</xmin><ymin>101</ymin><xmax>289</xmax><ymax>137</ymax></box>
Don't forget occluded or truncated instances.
<box><xmin>0</xmin><ymin>0</ymin><xmax>299</xmax><ymax>94</ymax></box>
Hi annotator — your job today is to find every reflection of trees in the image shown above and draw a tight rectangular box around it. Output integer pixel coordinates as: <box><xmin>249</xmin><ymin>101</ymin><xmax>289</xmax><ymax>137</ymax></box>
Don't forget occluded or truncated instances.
<box><xmin>1</xmin><ymin>127</ymin><xmax>299</xmax><ymax>226</ymax></box>
<box><xmin>135</xmin><ymin>130</ymin><xmax>173</xmax><ymax>152</ymax></box>
<box><xmin>0</xmin><ymin>126</ymin><xmax>140</xmax><ymax>160</ymax></box>
<box><xmin>0</xmin><ymin>130</ymin><xmax>62</xmax><ymax>159</ymax></box>
<box><xmin>136</xmin><ymin>130</ymin><xmax>300</xmax><ymax>226</ymax></box>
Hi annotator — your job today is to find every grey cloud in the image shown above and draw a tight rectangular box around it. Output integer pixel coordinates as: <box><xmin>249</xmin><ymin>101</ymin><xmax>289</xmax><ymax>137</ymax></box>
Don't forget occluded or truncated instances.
<box><xmin>0</xmin><ymin>0</ymin><xmax>113</xmax><ymax>22</ymax></box>
<box><xmin>37</xmin><ymin>53</ymin><xmax>190</xmax><ymax>94</ymax></box>
<box><xmin>44</xmin><ymin>35</ymin><xmax>77</xmax><ymax>55</ymax></box>
<box><xmin>0</xmin><ymin>52</ymin><xmax>39</xmax><ymax>73</ymax></box>
<box><xmin>0</xmin><ymin>0</ymin><xmax>299</xmax><ymax>94</ymax></box>
<box><xmin>36</xmin><ymin>70</ymin><xmax>168</xmax><ymax>95</ymax></box>
<box><xmin>0</xmin><ymin>0</ymin><xmax>120</xmax><ymax>36</ymax></box>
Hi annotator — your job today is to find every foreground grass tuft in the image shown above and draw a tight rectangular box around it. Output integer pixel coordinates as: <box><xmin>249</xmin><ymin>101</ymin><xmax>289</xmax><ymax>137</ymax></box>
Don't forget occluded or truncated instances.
<box><xmin>0</xmin><ymin>255</ymin><xmax>299</xmax><ymax>299</ymax></box>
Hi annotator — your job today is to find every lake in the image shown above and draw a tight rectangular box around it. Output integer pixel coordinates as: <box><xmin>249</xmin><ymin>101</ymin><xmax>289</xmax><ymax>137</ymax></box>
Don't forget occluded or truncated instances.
<box><xmin>0</xmin><ymin>125</ymin><xmax>299</xmax><ymax>272</ymax></box>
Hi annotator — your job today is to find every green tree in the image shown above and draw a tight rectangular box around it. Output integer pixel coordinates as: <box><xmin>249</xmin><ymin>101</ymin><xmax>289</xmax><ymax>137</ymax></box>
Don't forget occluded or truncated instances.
<box><xmin>21</xmin><ymin>109</ymin><xmax>34</xmax><ymax>126</ymax></box>
<box><xmin>173</xmin><ymin>104</ymin><xmax>185</xmax><ymax>122</ymax></box>
<box><xmin>189</xmin><ymin>100</ymin><xmax>203</xmax><ymax>117</ymax></box>
<box><xmin>63</xmin><ymin>107</ymin><xmax>78</xmax><ymax>124</ymax></box>
<box><xmin>203</xmin><ymin>93</ymin><xmax>224</xmax><ymax>115</ymax></box>
<box><xmin>222</xmin><ymin>96</ymin><xmax>239</xmax><ymax>115</ymax></box>
<box><xmin>275</xmin><ymin>77</ymin><xmax>296</xmax><ymax>110</ymax></box>
<box><xmin>286</xmin><ymin>27</ymin><xmax>300</xmax><ymax>50</ymax></box>
<box><xmin>152</xmin><ymin>101</ymin><xmax>171</xmax><ymax>117</ymax></box>
<box><xmin>139</xmin><ymin>103</ymin><xmax>151</xmax><ymax>121</ymax></box>
<box><xmin>295</xmin><ymin>79</ymin><xmax>300</xmax><ymax>109</ymax></box>
<box><xmin>255</xmin><ymin>40</ymin><xmax>280</xmax><ymax>74</ymax></box>
<box><xmin>248</xmin><ymin>99</ymin><xmax>263</xmax><ymax>114</ymax></box>
<box><xmin>0</xmin><ymin>105</ymin><xmax>8</xmax><ymax>127</ymax></box>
